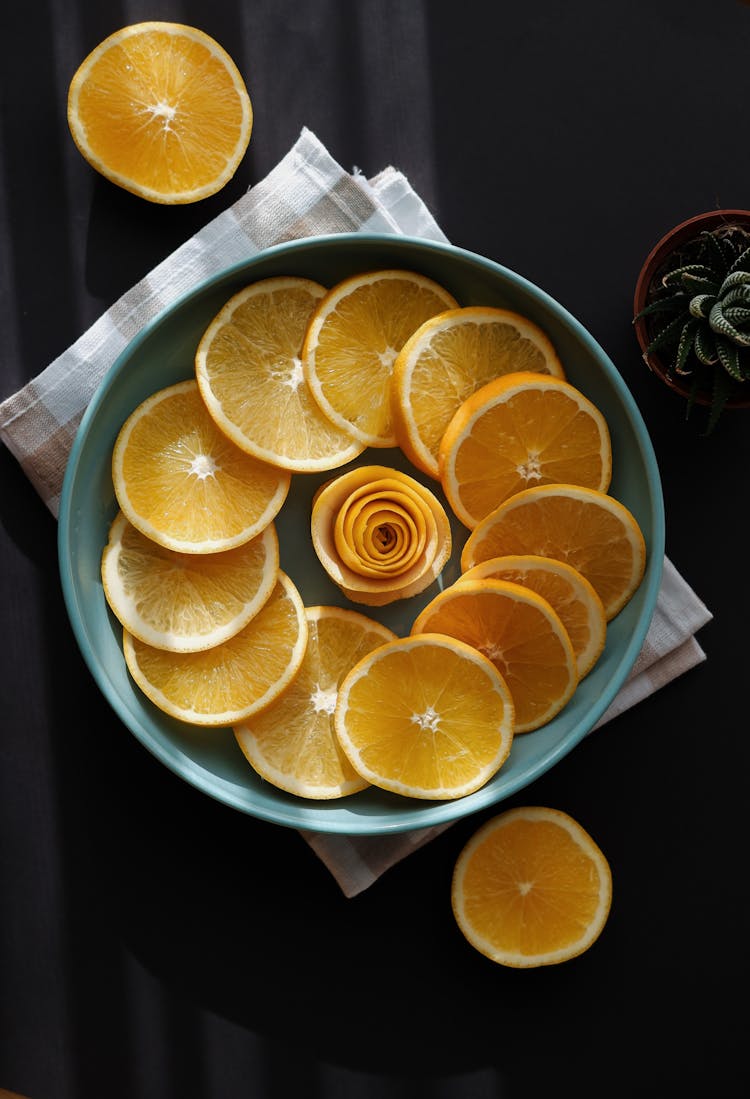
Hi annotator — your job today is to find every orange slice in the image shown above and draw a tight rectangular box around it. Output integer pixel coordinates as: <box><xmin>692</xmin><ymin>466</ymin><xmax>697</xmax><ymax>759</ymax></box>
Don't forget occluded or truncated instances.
<box><xmin>334</xmin><ymin>634</ymin><xmax>515</xmax><ymax>800</ymax></box>
<box><xmin>412</xmin><ymin>578</ymin><xmax>578</xmax><ymax>733</ymax></box>
<box><xmin>234</xmin><ymin>606</ymin><xmax>397</xmax><ymax>799</ymax></box>
<box><xmin>458</xmin><ymin>554</ymin><xmax>606</xmax><ymax>679</ymax></box>
<box><xmin>391</xmin><ymin>307</ymin><xmax>566</xmax><ymax>479</ymax></box>
<box><xmin>123</xmin><ymin>571</ymin><xmax>307</xmax><ymax>726</ymax></box>
<box><xmin>452</xmin><ymin>806</ymin><xmax>613</xmax><ymax>967</ymax></box>
<box><xmin>112</xmin><ymin>380</ymin><xmax>290</xmax><ymax>554</ymax></box>
<box><xmin>439</xmin><ymin>372</ymin><xmax>612</xmax><ymax>528</ymax></box>
<box><xmin>302</xmin><ymin>269</ymin><xmax>459</xmax><ymax>447</ymax></box>
<box><xmin>461</xmin><ymin>483</ymin><xmax>647</xmax><ymax>621</ymax></box>
<box><xmin>195</xmin><ymin>277</ymin><xmax>365</xmax><ymax>472</ymax></box>
<box><xmin>310</xmin><ymin>465</ymin><xmax>452</xmax><ymax>606</ymax></box>
<box><xmin>102</xmin><ymin>511</ymin><xmax>279</xmax><ymax>652</ymax></box>
<box><xmin>67</xmin><ymin>22</ymin><xmax>252</xmax><ymax>204</ymax></box>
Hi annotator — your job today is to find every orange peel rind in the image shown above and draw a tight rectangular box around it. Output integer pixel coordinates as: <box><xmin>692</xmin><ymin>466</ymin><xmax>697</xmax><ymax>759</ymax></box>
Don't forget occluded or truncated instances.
<box><xmin>311</xmin><ymin>465</ymin><xmax>452</xmax><ymax>606</ymax></box>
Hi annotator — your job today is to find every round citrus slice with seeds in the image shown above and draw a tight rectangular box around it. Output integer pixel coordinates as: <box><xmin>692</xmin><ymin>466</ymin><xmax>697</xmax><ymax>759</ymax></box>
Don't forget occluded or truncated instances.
<box><xmin>412</xmin><ymin>578</ymin><xmax>578</xmax><ymax>733</ymax></box>
<box><xmin>195</xmin><ymin>277</ymin><xmax>365</xmax><ymax>472</ymax></box>
<box><xmin>302</xmin><ymin>269</ymin><xmax>459</xmax><ymax>448</ymax></box>
<box><xmin>123</xmin><ymin>571</ymin><xmax>307</xmax><ymax>726</ymax></box>
<box><xmin>234</xmin><ymin>606</ymin><xmax>397</xmax><ymax>799</ymax></box>
<box><xmin>452</xmin><ymin>806</ymin><xmax>613</xmax><ymax>968</ymax></box>
<box><xmin>67</xmin><ymin>22</ymin><xmax>252</xmax><ymax>204</ymax></box>
<box><xmin>458</xmin><ymin>554</ymin><xmax>606</xmax><ymax>679</ymax></box>
<box><xmin>439</xmin><ymin>372</ymin><xmax>612</xmax><ymax>528</ymax></box>
<box><xmin>112</xmin><ymin>380</ymin><xmax>290</xmax><ymax>554</ymax></box>
<box><xmin>101</xmin><ymin>511</ymin><xmax>279</xmax><ymax>652</ymax></box>
<box><xmin>310</xmin><ymin>465</ymin><xmax>452</xmax><ymax>606</ymax></box>
<box><xmin>391</xmin><ymin>306</ymin><xmax>566</xmax><ymax>479</ymax></box>
<box><xmin>334</xmin><ymin>633</ymin><xmax>515</xmax><ymax>800</ymax></box>
<box><xmin>461</xmin><ymin>483</ymin><xmax>647</xmax><ymax>621</ymax></box>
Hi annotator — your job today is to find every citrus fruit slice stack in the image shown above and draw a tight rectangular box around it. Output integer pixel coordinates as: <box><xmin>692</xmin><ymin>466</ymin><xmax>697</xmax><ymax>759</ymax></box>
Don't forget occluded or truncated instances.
<box><xmin>334</xmin><ymin>634</ymin><xmax>515</xmax><ymax>799</ymax></box>
<box><xmin>461</xmin><ymin>483</ymin><xmax>647</xmax><ymax>621</ymax></box>
<box><xmin>458</xmin><ymin>554</ymin><xmax>607</xmax><ymax>679</ymax></box>
<box><xmin>67</xmin><ymin>22</ymin><xmax>253</xmax><ymax>204</ymax></box>
<box><xmin>302</xmin><ymin>269</ymin><xmax>459</xmax><ymax>447</ymax></box>
<box><xmin>452</xmin><ymin>806</ymin><xmax>613</xmax><ymax>967</ymax></box>
<box><xmin>391</xmin><ymin>306</ymin><xmax>566</xmax><ymax>479</ymax></box>
<box><xmin>412</xmin><ymin>578</ymin><xmax>578</xmax><ymax>733</ymax></box>
<box><xmin>439</xmin><ymin>372</ymin><xmax>612</xmax><ymax>528</ymax></box>
<box><xmin>102</xmin><ymin>511</ymin><xmax>279</xmax><ymax>652</ymax></box>
<box><xmin>195</xmin><ymin>277</ymin><xmax>365</xmax><ymax>472</ymax></box>
<box><xmin>235</xmin><ymin>606</ymin><xmax>397</xmax><ymax>799</ymax></box>
<box><xmin>112</xmin><ymin>380</ymin><xmax>290</xmax><ymax>553</ymax></box>
<box><xmin>123</xmin><ymin>571</ymin><xmax>308</xmax><ymax>726</ymax></box>
<box><xmin>311</xmin><ymin>465</ymin><xmax>452</xmax><ymax>605</ymax></box>
<box><xmin>105</xmin><ymin>379</ymin><xmax>314</xmax><ymax>727</ymax></box>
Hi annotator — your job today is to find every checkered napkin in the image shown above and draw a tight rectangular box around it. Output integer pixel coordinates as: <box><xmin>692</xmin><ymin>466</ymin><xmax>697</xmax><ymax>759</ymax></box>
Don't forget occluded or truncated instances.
<box><xmin>0</xmin><ymin>127</ymin><xmax>712</xmax><ymax>897</ymax></box>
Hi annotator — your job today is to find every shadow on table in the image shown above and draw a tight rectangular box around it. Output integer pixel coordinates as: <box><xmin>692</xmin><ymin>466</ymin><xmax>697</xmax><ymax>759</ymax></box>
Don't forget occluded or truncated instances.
<box><xmin>68</xmin><ymin>708</ymin><xmax>646</xmax><ymax>1094</ymax></box>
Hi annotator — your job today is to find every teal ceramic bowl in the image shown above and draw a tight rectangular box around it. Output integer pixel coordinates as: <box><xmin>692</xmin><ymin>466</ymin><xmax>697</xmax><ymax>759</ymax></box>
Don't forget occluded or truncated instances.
<box><xmin>58</xmin><ymin>233</ymin><xmax>665</xmax><ymax>835</ymax></box>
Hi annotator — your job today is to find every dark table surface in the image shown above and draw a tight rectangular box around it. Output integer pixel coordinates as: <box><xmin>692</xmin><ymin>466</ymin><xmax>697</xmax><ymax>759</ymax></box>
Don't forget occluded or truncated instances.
<box><xmin>2</xmin><ymin>2</ymin><xmax>748</xmax><ymax>1097</ymax></box>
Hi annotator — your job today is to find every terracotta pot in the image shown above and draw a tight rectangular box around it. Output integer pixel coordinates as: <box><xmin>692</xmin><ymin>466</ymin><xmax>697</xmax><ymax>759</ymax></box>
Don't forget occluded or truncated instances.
<box><xmin>633</xmin><ymin>208</ymin><xmax>750</xmax><ymax>409</ymax></box>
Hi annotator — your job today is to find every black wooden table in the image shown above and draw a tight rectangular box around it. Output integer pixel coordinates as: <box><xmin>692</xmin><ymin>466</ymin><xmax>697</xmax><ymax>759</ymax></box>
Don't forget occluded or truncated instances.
<box><xmin>1</xmin><ymin>2</ymin><xmax>746</xmax><ymax>1096</ymax></box>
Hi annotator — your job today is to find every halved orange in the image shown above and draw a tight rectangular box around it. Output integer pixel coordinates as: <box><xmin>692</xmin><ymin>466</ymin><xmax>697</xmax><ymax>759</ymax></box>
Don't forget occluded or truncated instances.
<box><xmin>67</xmin><ymin>22</ymin><xmax>252</xmax><ymax>204</ymax></box>
<box><xmin>234</xmin><ymin>606</ymin><xmax>397</xmax><ymax>799</ymax></box>
<box><xmin>102</xmin><ymin>511</ymin><xmax>279</xmax><ymax>652</ymax></box>
<box><xmin>458</xmin><ymin>554</ymin><xmax>606</xmax><ymax>679</ymax></box>
<box><xmin>461</xmin><ymin>483</ymin><xmax>647</xmax><ymax>621</ymax></box>
<box><xmin>452</xmin><ymin>806</ymin><xmax>613</xmax><ymax>967</ymax></box>
<box><xmin>302</xmin><ymin>269</ymin><xmax>459</xmax><ymax>447</ymax></box>
<box><xmin>123</xmin><ymin>571</ymin><xmax>307</xmax><ymax>726</ymax></box>
<box><xmin>391</xmin><ymin>307</ymin><xmax>566</xmax><ymax>479</ymax></box>
<box><xmin>334</xmin><ymin>633</ymin><xmax>515</xmax><ymax>800</ymax></box>
<box><xmin>412</xmin><ymin>577</ymin><xmax>578</xmax><ymax>733</ymax></box>
<box><xmin>195</xmin><ymin>277</ymin><xmax>365</xmax><ymax>472</ymax></box>
<box><xmin>112</xmin><ymin>380</ymin><xmax>290</xmax><ymax>554</ymax></box>
<box><xmin>439</xmin><ymin>372</ymin><xmax>612</xmax><ymax>528</ymax></box>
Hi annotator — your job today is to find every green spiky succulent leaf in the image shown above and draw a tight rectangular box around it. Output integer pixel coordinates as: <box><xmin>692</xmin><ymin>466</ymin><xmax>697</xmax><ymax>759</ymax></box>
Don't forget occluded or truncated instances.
<box><xmin>635</xmin><ymin>222</ymin><xmax>750</xmax><ymax>431</ymax></box>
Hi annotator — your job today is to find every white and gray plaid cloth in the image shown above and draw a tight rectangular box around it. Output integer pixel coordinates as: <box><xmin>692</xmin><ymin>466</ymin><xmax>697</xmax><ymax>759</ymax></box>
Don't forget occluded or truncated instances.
<box><xmin>0</xmin><ymin>127</ymin><xmax>712</xmax><ymax>897</ymax></box>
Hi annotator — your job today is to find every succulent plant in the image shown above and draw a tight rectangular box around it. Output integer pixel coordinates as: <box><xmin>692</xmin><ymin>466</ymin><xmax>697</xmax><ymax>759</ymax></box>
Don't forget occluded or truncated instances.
<box><xmin>636</xmin><ymin>223</ymin><xmax>750</xmax><ymax>431</ymax></box>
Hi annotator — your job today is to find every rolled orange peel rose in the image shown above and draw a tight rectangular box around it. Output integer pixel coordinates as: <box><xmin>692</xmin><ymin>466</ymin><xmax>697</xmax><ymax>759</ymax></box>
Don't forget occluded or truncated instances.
<box><xmin>311</xmin><ymin>465</ymin><xmax>452</xmax><ymax>606</ymax></box>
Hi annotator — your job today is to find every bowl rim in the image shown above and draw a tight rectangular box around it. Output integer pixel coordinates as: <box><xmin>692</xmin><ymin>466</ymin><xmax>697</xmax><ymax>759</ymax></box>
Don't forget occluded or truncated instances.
<box><xmin>58</xmin><ymin>231</ymin><xmax>666</xmax><ymax>835</ymax></box>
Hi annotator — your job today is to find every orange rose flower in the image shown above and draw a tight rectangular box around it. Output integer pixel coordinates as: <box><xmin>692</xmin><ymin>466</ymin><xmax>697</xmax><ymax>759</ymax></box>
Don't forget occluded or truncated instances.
<box><xmin>311</xmin><ymin>465</ymin><xmax>452</xmax><ymax>606</ymax></box>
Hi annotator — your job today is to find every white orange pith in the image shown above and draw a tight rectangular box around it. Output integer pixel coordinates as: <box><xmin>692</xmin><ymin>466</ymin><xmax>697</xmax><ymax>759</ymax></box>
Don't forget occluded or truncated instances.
<box><xmin>234</xmin><ymin>606</ymin><xmax>397</xmax><ymax>799</ymax></box>
<box><xmin>334</xmin><ymin>634</ymin><xmax>515</xmax><ymax>800</ymax></box>
<box><xmin>391</xmin><ymin>307</ymin><xmax>566</xmax><ymax>479</ymax></box>
<box><xmin>101</xmin><ymin>511</ymin><xmax>279</xmax><ymax>652</ymax></box>
<box><xmin>452</xmin><ymin>806</ymin><xmax>613</xmax><ymax>967</ymax></box>
<box><xmin>123</xmin><ymin>571</ymin><xmax>308</xmax><ymax>726</ymax></box>
<box><xmin>439</xmin><ymin>372</ymin><xmax>612</xmax><ymax>528</ymax></box>
<box><xmin>67</xmin><ymin>22</ymin><xmax>253</xmax><ymax>204</ymax></box>
<box><xmin>195</xmin><ymin>277</ymin><xmax>365</xmax><ymax>472</ymax></box>
<box><xmin>302</xmin><ymin>269</ymin><xmax>459</xmax><ymax>448</ymax></box>
<box><xmin>111</xmin><ymin>380</ymin><xmax>290</xmax><ymax>554</ymax></box>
